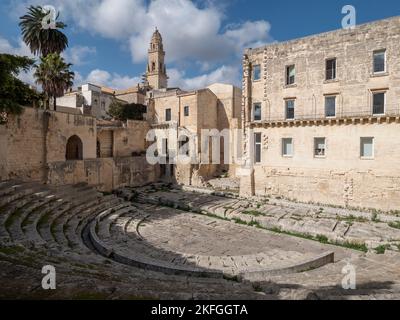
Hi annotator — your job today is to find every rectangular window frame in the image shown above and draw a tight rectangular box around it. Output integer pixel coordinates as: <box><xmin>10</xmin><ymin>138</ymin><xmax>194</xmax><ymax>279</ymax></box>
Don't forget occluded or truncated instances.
<box><xmin>373</xmin><ymin>49</ymin><xmax>386</xmax><ymax>74</ymax></box>
<box><xmin>372</xmin><ymin>91</ymin><xmax>386</xmax><ymax>115</ymax></box>
<box><xmin>184</xmin><ymin>106</ymin><xmax>189</xmax><ymax>117</ymax></box>
<box><xmin>286</xmin><ymin>65</ymin><xmax>295</xmax><ymax>86</ymax></box>
<box><xmin>325</xmin><ymin>58</ymin><xmax>337</xmax><ymax>80</ymax></box>
<box><xmin>165</xmin><ymin>108</ymin><xmax>172</xmax><ymax>122</ymax></box>
<box><xmin>285</xmin><ymin>99</ymin><xmax>295</xmax><ymax>120</ymax></box>
<box><xmin>282</xmin><ymin>138</ymin><xmax>293</xmax><ymax>157</ymax></box>
<box><xmin>253</xmin><ymin>64</ymin><xmax>261</xmax><ymax>81</ymax></box>
<box><xmin>325</xmin><ymin>96</ymin><xmax>336</xmax><ymax>118</ymax></box>
<box><xmin>314</xmin><ymin>137</ymin><xmax>326</xmax><ymax>158</ymax></box>
<box><xmin>253</xmin><ymin>103</ymin><xmax>262</xmax><ymax>121</ymax></box>
<box><xmin>360</xmin><ymin>137</ymin><xmax>374</xmax><ymax>160</ymax></box>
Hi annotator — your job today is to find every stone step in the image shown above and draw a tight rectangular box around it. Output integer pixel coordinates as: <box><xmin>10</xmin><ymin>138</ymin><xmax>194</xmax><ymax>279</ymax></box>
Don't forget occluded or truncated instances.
<box><xmin>97</xmin><ymin>207</ymin><xmax>138</xmax><ymax>239</ymax></box>
<box><xmin>8</xmin><ymin>192</ymin><xmax>59</xmax><ymax>242</ymax></box>
<box><xmin>43</xmin><ymin>194</ymin><xmax>117</xmax><ymax>244</ymax></box>
<box><xmin>0</xmin><ymin>183</ymin><xmax>48</xmax><ymax>208</ymax></box>
<box><xmin>52</xmin><ymin>197</ymin><xmax>122</xmax><ymax>247</ymax></box>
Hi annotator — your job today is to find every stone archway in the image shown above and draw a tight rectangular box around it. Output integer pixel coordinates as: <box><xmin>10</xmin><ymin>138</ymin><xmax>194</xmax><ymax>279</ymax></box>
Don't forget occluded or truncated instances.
<box><xmin>66</xmin><ymin>135</ymin><xmax>83</xmax><ymax>160</ymax></box>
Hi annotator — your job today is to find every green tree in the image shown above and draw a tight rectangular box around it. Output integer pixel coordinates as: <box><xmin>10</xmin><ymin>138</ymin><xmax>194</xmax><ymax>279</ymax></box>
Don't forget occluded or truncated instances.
<box><xmin>19</xmin><ymin>5</ymin><xmax>68</xmax><ymax>57</ymax></box>
<box><xmin>0</xmin><ymin>53</ymin><xmax>41</xmax><ymax>122</ymax></box>
<box><xmin>108</xmin><ymin>101</ymin><xmax>147</xmax><ymax>121</ymax></box>
<box><xmin>34</xmin><ymin>53</ymin><xmax>74</xmax><ymax>110</ymax></box>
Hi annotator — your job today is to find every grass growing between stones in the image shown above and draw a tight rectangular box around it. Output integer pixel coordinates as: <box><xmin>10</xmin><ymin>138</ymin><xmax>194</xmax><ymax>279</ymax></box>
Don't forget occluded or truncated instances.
<box><xmin>388</xmin><ymin>221</ymin><xmax>400</xmax><ymax>230</ymax></box>
<box><xmin>242</xmin><ymin>210</ymin><xmax>263</xmax><ymax>217</ymax></box>
<box><xmin>374</xmin><ymin>245</ymin><xmax>390</xmax><ymax>255</ymax></box>
<box><xmin>0</xmin><ymin>245</ymin><xmax>25</xmax><ymax>255</ymax></box>
<box><xmin>338</xmin><ymin>215</ymin><xmax>369</xmax><ymax>224</ymax></box>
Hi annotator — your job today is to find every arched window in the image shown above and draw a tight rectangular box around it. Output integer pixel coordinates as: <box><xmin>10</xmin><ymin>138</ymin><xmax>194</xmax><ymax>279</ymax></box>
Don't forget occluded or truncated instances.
<box><xmin>152</xmin><ymin>62</ymin><xmax>156</xmax><ymax>71</ymax></box>
<box><xmin>66</xmin><ymin>135</ymin><xmax>83</xmax><ymax>160</ymax></box>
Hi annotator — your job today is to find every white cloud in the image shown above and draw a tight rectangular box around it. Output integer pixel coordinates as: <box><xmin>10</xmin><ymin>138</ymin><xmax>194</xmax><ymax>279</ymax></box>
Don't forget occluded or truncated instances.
<box><xmin>63</xmin><ymin>45</ymin><xmax>96</xmax><ymax>66</ymax></box>
<box><xmin>0</xmin><ymin>35</ymin><xmax>34</xmax><ymax>57</ymax></box>
<box><xmin>81</xmin><ymin>69</ymin><xmax>140</xmax><ymax>89</ymax></box>
<box><xmin>168</xmin><ymin>65</ymin><xmax>240</xmax><ymax>90</ymax></box>
<box><xmin>8</xmin><ymin>0</ymin><xmax>273</xmax><ymax>90</ymax></box>
<box><xmin>10</xmin><ymin>0</ymin><xmax>272</xmax><ymax>63</ymax></box>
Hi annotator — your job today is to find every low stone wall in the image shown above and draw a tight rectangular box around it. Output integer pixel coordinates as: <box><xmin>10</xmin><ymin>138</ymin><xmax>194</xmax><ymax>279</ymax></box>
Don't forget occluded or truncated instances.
<box><xmin>253</xmin><ymin>166</ymin><xmax>400</xmax><ymax>212</ymax></box>
<box><xmin>47</xmin><ymin>156</ymin><xmax>159</xmax><ymax>192</ymax></box>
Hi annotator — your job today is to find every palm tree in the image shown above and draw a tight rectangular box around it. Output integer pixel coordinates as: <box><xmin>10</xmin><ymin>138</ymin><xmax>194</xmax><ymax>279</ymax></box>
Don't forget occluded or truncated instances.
<box><xmin>34</xmin><ymin>53</ymin><xmax>74</xmax><ymax>111</ymax></box>
<box><xmin>19</xmin><ymin>5</ymin><xmax>68</xmax><ymax>57</ymax></box>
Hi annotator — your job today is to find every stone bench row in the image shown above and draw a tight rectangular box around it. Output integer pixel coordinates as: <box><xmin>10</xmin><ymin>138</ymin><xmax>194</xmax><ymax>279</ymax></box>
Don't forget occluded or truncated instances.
<box><xmin>132</xmin><ymin>189</ymin><xmax>400</xmax><ymax>251</ymax></box>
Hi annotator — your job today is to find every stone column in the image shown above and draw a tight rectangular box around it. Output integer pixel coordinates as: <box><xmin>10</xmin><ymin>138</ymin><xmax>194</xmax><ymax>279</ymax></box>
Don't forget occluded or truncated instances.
<box><xmin>239</xmin><ymin>52</ymin><xmax>255</xmax><ymax>197</ymax></box>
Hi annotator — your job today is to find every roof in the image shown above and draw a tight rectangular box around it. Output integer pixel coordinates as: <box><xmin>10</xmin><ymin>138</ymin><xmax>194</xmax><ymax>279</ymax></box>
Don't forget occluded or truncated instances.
<box><xmin>115</xmin><ymin>85</ymin><xmax>142</xmax><ymax>95</ymax></box>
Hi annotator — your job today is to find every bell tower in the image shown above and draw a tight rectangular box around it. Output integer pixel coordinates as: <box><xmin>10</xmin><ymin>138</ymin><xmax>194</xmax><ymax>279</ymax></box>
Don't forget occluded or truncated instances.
<box><xmin>146</xmin><ymin>28</ymin><xmax>168</xmax><ymax>90</ymax></box>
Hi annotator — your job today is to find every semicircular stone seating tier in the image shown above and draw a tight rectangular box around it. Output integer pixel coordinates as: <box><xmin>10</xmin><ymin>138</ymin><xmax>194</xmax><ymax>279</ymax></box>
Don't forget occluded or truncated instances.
<box><xmin>88</xmin><ymin>203</ymin><xmax>350</xmax><ymax>281</ymax></box>
<box><xmin>0</xmin><ymin>180</ymin><xmax>268</xmax><ymax>299</ymax></box>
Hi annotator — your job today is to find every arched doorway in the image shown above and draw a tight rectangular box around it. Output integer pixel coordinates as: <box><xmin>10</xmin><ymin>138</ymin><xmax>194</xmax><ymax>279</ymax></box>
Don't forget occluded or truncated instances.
<box><xmin>66</xmin><ymin>135</ymin><xmax>83</xmax><ymax>160</ymax></box>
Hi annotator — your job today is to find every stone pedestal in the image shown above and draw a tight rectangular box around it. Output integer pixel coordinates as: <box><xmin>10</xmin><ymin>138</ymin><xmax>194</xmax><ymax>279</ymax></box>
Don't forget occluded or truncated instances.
<box><xmin>237</xmin><ymin>167</ymin><xmax>255</xmax><ymax>197</ymax></box>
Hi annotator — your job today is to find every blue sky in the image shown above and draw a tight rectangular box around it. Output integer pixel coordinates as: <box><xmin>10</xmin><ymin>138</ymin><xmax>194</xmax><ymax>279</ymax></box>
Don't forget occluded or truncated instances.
<box><xmin>0</xmin><ymin>0</ymin><xmax>399</xmax><ymax>90</ymax></box>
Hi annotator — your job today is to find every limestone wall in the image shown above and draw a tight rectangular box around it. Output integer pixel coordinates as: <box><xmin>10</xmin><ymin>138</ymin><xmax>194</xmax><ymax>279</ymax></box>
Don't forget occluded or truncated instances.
<box><xmin>1</xmin><ymin>107</ymin><xmax>159</xmax><ymax>190</ymax></box>
<box><xmin>113</xmin><ymin>120</ymin><xmax>150</xmax><ymax>157</ymax></box>
<box><xmin>2</xmin><ymin>108</ymin><xmax>47</xmax><ymax>181</ymax></box>
<box><xmin>47</xmin><ymin>157</ymin><xmax>159</xmax><ymax>192</ymax></box>
<box><xmin>251</xmin><ymin>122</ymin><xmax>400</xmax><ymax>211</ymax></box>
<box><xmin>46</xmin><ymin>110</ymin><xmax>97</xmax><ymax>162</ymax></box>
<box><xmin>0</xmin><ymin>125</ymin><xmax>9</xmax><ymax>180</ymax></box>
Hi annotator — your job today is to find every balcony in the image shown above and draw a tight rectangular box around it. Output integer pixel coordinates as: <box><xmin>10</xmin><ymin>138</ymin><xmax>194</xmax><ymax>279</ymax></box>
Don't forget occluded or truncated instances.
<box><xmin>251</xmin><ymin>105</ymin><xmax>400</xmax><ymax>127</ymax></box>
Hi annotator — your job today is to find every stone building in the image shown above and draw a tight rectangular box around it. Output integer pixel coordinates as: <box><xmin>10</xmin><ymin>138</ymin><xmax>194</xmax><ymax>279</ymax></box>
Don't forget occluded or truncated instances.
<box><xmin>57</xmin><ymin>84</ymin><xmax>146</xmax><ymax>119</ymax></box>
<box><xmin>144</xmin><ymin>30</ymin><xmax>242</xmax><ymax>185</ymax></box>
<box><xmin>239</xmin><ymin>16</ymin><xmax>400</xmax><ymax>211</ymax></box>
<box><xmin>0</xmin><ymin>28</ymin><xmax>241</xmax><ymax>191</ymax></box>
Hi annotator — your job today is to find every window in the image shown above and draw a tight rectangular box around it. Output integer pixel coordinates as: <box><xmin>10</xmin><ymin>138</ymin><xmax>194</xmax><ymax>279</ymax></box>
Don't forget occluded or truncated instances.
<box><xmin>372</xmin><ymin>92</ymin><xmax>385</xmax><ymax>115</ymax></box>
<box><xmin>314</xmin><ymin>138</ymin><xmax>326</xmax><ymax>157</ymax></box>
<box><xmin>325</xmin><ymin>96</ymin><xmax>336</xmax><ymax>117</ymax></box>
<box><xmin>286</xmin><ymin>65</ymin><xmax>295</xmax><ymax>85</ymax></box>
<box><xmin>285</xmin><ymin>100</ymin><xmax>295</xmax><ymax>120</ymax></box>
<box><xmin>253</xmin><ymin>65</ymin><xmax>261</xmax><ymax>81</ymax></box>
<box><xmin>326</xmin><ymin>58</ymin><xmax>336</xmax><ymax>80</ymax></box>
<box><xmin>165</xmin><ymin>108</ymin><xmax>171</xmax><ymax>121</ymax></box>
<box><xmin>254</xmin><ymin>133</ymin><xmax>262</xmax><ymax>164</ymax></box>
<box><xmin>282</xmin><ymin>138</ymin><xmax>293</xmax><ymax>157</ymax></box>
<box><xmin>360</xmin><ymin>137</ymin><xmax>374</xmax><ymax>159</ymax></box>
<box><xmin>253</xmin><ymin>103</ymin><xmax>262</xmax><ymax>121</ymax></box>
<box><xmin>101</xmin><ymin>101</ymin><xmax>105</xmax><ymax>110</ymax></box>
<box><xmin>373</xmin><ymin>50</ymin><xmax>386</xmax><ymax>73</ymax></box>
<box><xmin>184</xmin><ymin>106</ymin><xmax>189</xmax><ymax>117</ymax></box>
